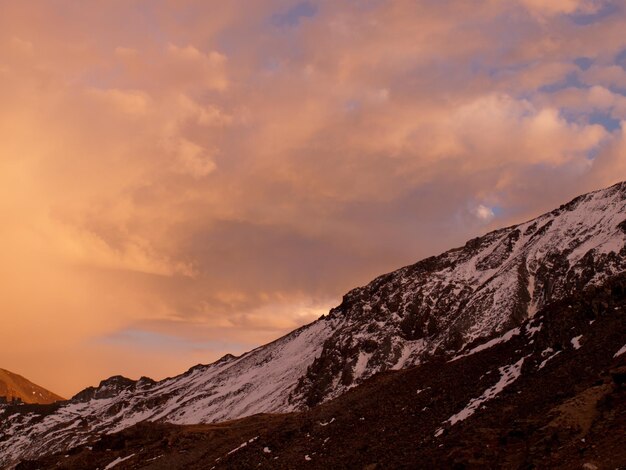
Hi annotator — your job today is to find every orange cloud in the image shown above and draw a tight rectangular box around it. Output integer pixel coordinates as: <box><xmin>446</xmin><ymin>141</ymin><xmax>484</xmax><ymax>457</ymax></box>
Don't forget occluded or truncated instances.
<box><xmin>0</xmin><ymin>0</ymin><xmax>625</xmax><ymax>397</ymax></box>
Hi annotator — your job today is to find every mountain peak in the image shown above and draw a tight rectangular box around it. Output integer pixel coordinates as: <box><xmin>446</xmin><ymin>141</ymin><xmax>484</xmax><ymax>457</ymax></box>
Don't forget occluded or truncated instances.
<box><xmin>0</xmin><ymin>368</ymin><xmax>64</xmax><ymax>405</ymax></box>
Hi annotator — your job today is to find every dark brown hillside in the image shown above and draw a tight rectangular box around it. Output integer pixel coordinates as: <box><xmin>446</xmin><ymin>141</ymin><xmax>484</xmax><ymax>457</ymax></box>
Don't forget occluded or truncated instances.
<box><xmin>18</xmin><ymin>274</ymin><xmax>626</xmax><ymax>470</ymax></box>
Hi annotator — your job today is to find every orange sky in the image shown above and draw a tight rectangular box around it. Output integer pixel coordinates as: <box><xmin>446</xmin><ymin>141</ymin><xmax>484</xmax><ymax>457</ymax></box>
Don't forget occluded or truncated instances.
<box><xmin>1</xmin><ymin>0</ymin><xmax>625</xmax><ymax>397</ymax></box>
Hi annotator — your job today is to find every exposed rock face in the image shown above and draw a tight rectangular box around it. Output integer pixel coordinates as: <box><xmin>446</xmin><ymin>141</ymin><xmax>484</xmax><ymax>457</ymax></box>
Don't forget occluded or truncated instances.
<box><xmin>291</xmin><ymin>182</ymin><xmax>626</xmax><ymax>406</ymax></box>
<box><xmin>1</xmin><ymin>182</ymin><xmax>625</xmax><ymax>467</ymax></box>
<box><xmin>71</xmin><ymin>376</ymin><xmax>147</xmax><ymax>403</ymax></box>
<box><xmin>0</xmin><ymin>368</ymin><xmax>64</xmax><ymax>405</ymax></box>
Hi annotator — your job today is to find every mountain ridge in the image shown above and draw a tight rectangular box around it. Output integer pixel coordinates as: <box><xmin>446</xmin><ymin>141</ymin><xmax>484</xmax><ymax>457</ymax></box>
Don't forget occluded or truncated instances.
<box><xmin>1</xmin><ymin>181</ymin><xmax>625</xmax><ymax>467</ymax></box>
<box><xmin>291</xmin><ymin>181</ymin><xmax>626</xmax><ymax>406</ymax></box>
<box><xmin>16</xmin><ymin>271</ymin><xmax>626</xmax><ymax>469</ymax></box>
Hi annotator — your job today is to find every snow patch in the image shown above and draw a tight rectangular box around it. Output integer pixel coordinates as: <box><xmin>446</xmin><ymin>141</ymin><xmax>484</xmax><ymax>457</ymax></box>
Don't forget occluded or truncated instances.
<box><xmin>451</xmin><ymin>328</ymin><xmax>520</xmax><ymax>361</ymax></box>
<box><xmin>538</xmin><ymin>348</ymin><xmax>561</xmax><ymax>370</ymax></box>
<box><xmin>104</xmin><ymin>454</ymin><xmax>135</xmax><ymax>469</ymax></box>
<box><xmin>352</xmin><ymin>351</ymin><xmax>372</xmax><ymax>380</ymax></box>
<box><xmin>227</xmin><ymin>442</ymin><xmax>247</xmax><ymax>456</ymax></box>
<box><xmin>527</xmin><ymin>274</ymin><xmax>538</xmax><ymax>317</ymax></box>
<box><xmin>614</xmin><ymin>344</ymin><xmax>626</xmax><ymax>358</ymax></box>
<box><xmin>445</xmin><ymin>357</ymin><xmax>525</xmax><ymax>426</ymax></box>
<box><xmin>525</xmin><ymin>321</ymin><xmax>542</xmax><ymax>337</ymax></box>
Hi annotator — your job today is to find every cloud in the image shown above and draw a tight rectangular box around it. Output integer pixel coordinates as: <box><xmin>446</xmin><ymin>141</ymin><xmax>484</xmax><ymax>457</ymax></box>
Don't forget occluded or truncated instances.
<box><xmin>165</xmin><ymin>44</ymin><xmax>229</xmax><ymax>91</ymax></box>
<box><xmin>168</xmin><ymin>138</ymin><xmax>217</xmax><ymax>178</ymax></box>
<box><xmin>272</xmin><ymin>2</ymin><xmax>318</xmax><ymax>27</ymax></box>
<box><xmin>0</xmin><ymin>0</ymin><xmax>625</xmax><ymax>396</ymax></box>
<box><xmin>87</xmin><ymin>88</ymin><xmax>151</xmax><ymax>116</ymax></box>
<box><xmin>474</xmin><ymin>204</ymin><xmax>495</xmax><ymax>222</ymax></box>
<box><xmin>519</xmin><ymin>0</ymin><xmax>597</xmax><ymax>16</ymax></box>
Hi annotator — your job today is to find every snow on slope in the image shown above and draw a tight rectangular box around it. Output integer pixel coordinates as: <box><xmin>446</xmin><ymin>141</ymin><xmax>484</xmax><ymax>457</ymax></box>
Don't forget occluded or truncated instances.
<box><xmin>1</xmin><ymin>181</ymin><xmax>625</xmax><ymax>466</ymax></box>
<box><xmin>444</xmin><ymin>356</ymin><xmax>526</xmax><ymax>429</ymax></box>
<box><xmin>0</xmin><ymin>320</ymin><xmax>336</xmax><ymax>464</ymax></box>
<box><xmin>292</xmin><ymin>182</ymin><xmax>626</xmax><ymax>406</ymax></box>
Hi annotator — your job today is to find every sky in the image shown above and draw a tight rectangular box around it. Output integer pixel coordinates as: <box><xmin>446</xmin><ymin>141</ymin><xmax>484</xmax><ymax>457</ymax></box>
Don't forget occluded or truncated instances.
<box><xmin>1</xmin><ymin>0</ymin><xmax>625</xmax><ymax>397</ymax></box>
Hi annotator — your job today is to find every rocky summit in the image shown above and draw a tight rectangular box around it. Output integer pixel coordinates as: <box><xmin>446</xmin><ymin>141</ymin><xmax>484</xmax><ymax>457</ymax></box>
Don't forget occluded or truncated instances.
<box><xmin>1</xmin><ymin>181</ymin><xmax>626</xmax><ymax>468</ymax></box>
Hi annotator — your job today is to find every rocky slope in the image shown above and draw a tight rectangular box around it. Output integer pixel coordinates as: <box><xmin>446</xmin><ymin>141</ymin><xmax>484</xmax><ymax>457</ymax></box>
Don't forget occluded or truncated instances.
<box><xmin>1</xmin><ymin>181</ymin><xmax>625</xmax><ymax>467</ymax></box>
<box><xmin>0</xmin><ymin>368</ymin><xmax>64</xmax><ymax>405</ymax></box>
<box><xmin>17</xmin><ymin>273</ymin><xmax>626</xmax><ymax>469</ymax></box>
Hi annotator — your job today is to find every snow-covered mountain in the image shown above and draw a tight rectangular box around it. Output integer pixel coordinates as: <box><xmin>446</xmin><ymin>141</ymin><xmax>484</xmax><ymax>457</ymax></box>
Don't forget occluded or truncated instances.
<box><xmin>2</xmin><ymin>181</ymin><xmax>626</xmax><ymax>466</ymax></box>
<box><xmin>21</xmin><ymin>272</ymin><xmax>626</xmax><ymax>469</ymax></box>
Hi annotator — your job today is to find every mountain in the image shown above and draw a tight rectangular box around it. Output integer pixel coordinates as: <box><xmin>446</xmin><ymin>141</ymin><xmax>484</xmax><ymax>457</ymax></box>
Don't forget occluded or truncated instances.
<box><xmin>0</xmin><ymin>368</ymin><xmax>64</xmax><ymax>405</ymax></box>
<box><xmin>1</xmin><ymin>181</ymin><xmax>626</xmax><ymax>467</ymax></box>
<box><xmin>16</xmin><ymin>273</ymin><xmax>626</xmax><ymax>469</ymax></box>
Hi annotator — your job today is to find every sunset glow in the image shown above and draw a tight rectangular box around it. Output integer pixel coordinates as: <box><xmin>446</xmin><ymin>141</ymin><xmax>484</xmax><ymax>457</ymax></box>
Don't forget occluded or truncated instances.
<box><xmin>1</xmin><ymin>0</ymin><xmax>625</xmax><ymax>397</ymax></box>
